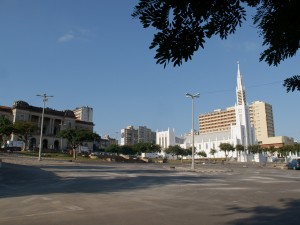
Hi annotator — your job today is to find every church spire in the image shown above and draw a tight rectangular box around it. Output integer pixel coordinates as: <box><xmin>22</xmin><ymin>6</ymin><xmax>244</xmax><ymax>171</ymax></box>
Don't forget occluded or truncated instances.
<box><xmin>234</xmin><ymin>62</ymin><xmax>254</xmax><ymax>149</ymax></box>
<box><xmin>236</xmin><ymin>61</ymin><xmax>246</xmax><ymax>105</ymax></box>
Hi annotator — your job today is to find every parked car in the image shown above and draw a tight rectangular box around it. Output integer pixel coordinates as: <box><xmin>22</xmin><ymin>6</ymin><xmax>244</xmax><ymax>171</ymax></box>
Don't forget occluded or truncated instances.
<box><xmin>287</xmin><ymin>158</ymin><xmax>300</xmax><ymax>170</ymax></box>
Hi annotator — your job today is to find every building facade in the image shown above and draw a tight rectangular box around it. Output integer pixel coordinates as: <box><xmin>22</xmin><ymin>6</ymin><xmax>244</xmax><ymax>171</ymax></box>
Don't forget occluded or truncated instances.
<box><xmin>249</xmin><ymin>101</ymin><xmax>275</xmax><ymax>143</ymax></box>
<box><xmin>121</xmin><ymin>125</ymin><xmax>156</xmax><ymax>146</ymax></box>
<box><xmin>157</xmin><ymin>64</ymin><xmax>294</xmax><ymax>160</ymax></box>
<box><xmin>73</xmin><ymin>106</ymin><xmax>93</xmax><ymax>123</ymax></box>
<box><xmin>156</xmin><ymin>128</ymin><xmax>176</xmax><ymax>149</ymax></box>
<box><xmin>121</xmin><ymin>126</ymin><xmax>138</xmax><ymax>145</ymax></box>
<box><xmin>199</xmin><ymin>101</ymin><xmax>275</xmax><ymax>145</ymax></box>
<box><xmin>0</xmin><ymin>101</ymin><xmax>94</xmax><ymax>151</ymax></box>
<box><xmin>159</xmin><ymin>63</ymin><xmax>255</xmax><ymax>159</ymax></box>
<box><xmin>97</xmin><ymin>135</ymin><xmax>118</xmax><ymax>149</ymax></box>
<box><xmin>199</xmin><ymin>107</ymin><xmax>236</xmax><ymax>134</ymax></box>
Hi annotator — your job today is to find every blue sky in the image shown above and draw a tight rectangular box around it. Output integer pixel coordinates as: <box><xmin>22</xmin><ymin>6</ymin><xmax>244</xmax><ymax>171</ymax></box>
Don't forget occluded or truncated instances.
<box><xmin>0</xmin><ymin>1</ymin><xmax>299</xmax><ymax>142</ymax></box>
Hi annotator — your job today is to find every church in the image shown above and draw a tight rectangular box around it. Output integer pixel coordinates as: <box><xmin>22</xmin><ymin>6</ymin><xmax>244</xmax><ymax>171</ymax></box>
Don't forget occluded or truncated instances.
<box><xmin>157</xmin><ymin>63</ymin><xmax>256</xmax><ymax>160</ymax></box>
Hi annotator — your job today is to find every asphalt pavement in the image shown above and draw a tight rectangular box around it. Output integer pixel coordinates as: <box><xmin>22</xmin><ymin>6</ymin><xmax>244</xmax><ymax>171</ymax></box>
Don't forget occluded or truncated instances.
<box><xmin>0</xmin><ymin>154</ymin><xmax>299</xmax><ymax>225</ymax></box>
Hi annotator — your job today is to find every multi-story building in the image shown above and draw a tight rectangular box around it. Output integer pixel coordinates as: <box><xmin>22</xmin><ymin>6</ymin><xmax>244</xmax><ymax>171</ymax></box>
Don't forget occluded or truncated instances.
<box><xmin>199</xmin><ymin>101</ymin><xmax>277</xmax><ymax>145</ymax></box>
<box><xmin>157</xmin><ymin>64</ymin><xmax>294</xmax><ymax>160</ymax></box>
<box><xmin>97</xmin><ymin>135</ymin><xmax>118</xmax><ymax>149</ymax></box>
<box><xmin>138</xmin><ymin>126</ymin><xmax>156</xmax><ymax>143</ymax></box>
<box><xmin>182</xmin><ymin>63</ymin><xmax>255</xmax><ymax>160</ymax></box>
<box><xmin>249</xmin><ymin>101</ymin><xmax>275</xmax><ymax>143</ymax></box>
<box><xmin>73</xmin><ymin>106</ymin><xmax>93</xmax><ymax>123</ymax></box>
<box><xmin>120</xmin><ymin>125</ymin><xmax>156</xmax><ymax>146</ymax></box>
<box><xmin>160</xmin><ymin>63</ymin><xmax>294</xmax><ymax>160</ymax></box>
<box><xmin>0</xmin><ymin>100</ymin><xmax>94</xmax><ymax>151</ymax></box>
<box><xmin>199</xmin><ymin>107</ymin><xmax>236</xmax><ymax>134</ymax></box>
<box><xmin>121</xmin><ymin>126</ymin><xmax>138</xmax><ymax>145</ymax></box>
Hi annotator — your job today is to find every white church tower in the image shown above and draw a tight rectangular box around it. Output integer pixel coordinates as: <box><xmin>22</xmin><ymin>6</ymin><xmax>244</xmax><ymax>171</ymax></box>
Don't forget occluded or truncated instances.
<box><xmin>234</xmin><ymin>62</ymin><xmax>254</xmax><ymax>149</ymax></box>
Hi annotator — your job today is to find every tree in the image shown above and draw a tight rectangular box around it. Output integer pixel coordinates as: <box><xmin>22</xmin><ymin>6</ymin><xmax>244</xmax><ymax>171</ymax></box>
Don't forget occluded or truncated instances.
<box><xmin>106</xmin><ymin>144</ymin><xmax>121</xmax><ymax>155</ymax></box>
<box><xmin>57</xmin><ymin>128</ymin><xmax>99</xmax><ymax>159</ymax></box>
<box><xmin>183</xmin><ymin>147</ymin><xmax>192</xmax><ymax>156</ymax></box>
<box><xmin>266</xmin><ymin>145</ymin><xmax>277</xmax><ymax>157</ymax></box>
<box><xmin>278</xmin><ymin>145</ymin><xmax>295</xmax><ymax>158</ymax></box>
<box><xmin>277</xmin><ymin>146</ymin><xmax>287</xmax><ymax>158</ymax></box>
<box><xmin>293</xmin><ymin>143</ymin><xmax>300</xmax><ymax>154</ymax></box>
<box><xmin>13</xmin><ymin>121</ymin><xmax>39</xmax><ymax>151</ymax></box>
<box><xmin>0</xmin><ymin>116</ymin><xmax>13</xmax><ymax>148</ymax></box>
<box><xmin>210</xmin><ymin>148</ymin><xmax>217</xmax><ymax>158</ymax></box>
<box><xmin>132</xmin><ymin>0</ymin><xmax>300</xmax><ymax>91</ymax></box>
<box><xmin>235</xmin><ymin>144</ymin><xmax>245</xmax><ymax>153</ymax></box>
<box><xmin>248</xmin><ymin>144</ymin><xmax>263</xmax><ymax>154</ymax></box>
<box><xmin>181</xmin><ymin>147</ymin><xmax>193</xmax><ymax>162</ymax></box>
<box><xmin>133</xmin><ymin>143</ymin><xmax>161</xmax><ymax>155</ymax></box>
<box><xmin>165</xmin><ymin>145</ymin><xmax>185</xmax><ymax>159</ymax></box>
<box><xmin>219</xmin><ymin>143</ymin><xmax>235</xmax><ymax>160</ymax></box>
<box><xmin>235</xmin><ymin>144</ymin><xmax>245</xmax><ymax>159</ymax></box>
<box><xmin>197</xmin><ymin>151</ymin><xmax>207</xmax><ymax>158</ymax></box>
<box><xmin>283</xmin><ymin>75</ymin><xmax>300</xmax><ymax>92</ymax></box>
<box><xmin>120</xmin><ymin>145</ymin><xmax>138</xmax><ymax>156</ymax></box>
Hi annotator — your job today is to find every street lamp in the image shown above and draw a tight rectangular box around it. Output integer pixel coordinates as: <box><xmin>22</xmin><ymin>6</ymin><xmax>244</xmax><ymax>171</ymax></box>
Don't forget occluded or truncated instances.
<box><xmin>37</xmin><ymin>93</ymin><xmax>53</xmax><ymax>161</ymax></box>
<box><xmin>186</xmin><ymin>93</ymin><xmax>200</xmax><ymax>170</ymax></box>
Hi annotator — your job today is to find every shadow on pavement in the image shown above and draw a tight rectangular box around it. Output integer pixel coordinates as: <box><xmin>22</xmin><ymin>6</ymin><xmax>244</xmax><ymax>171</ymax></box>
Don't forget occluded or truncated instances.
<box><xmin>225</xmin><ymin>198</ymin><xmax>300</xmax><ymax>225</ymax></box>
<box><xmin>0</xmin><ymin>161</ymin><xmax>214</xmax><ymax>198</ymax></box>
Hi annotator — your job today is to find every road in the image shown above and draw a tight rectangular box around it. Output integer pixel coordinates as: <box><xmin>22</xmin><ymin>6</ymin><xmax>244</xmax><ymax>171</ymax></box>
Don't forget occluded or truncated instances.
<box><xmin>0</xmin><ymin>155</ymin><xmax>300</xmax><ymax>225</ymax></box>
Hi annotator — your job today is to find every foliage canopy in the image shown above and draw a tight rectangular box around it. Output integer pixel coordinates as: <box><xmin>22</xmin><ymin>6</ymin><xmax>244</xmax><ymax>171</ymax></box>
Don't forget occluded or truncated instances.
<box><xmin>132</xmin><ymin>0</ymin><xmax>300</xmax><ymax>91</ymax></box>
<box><xmin>0</xmin><ymin>116</ymin><xmax>13</xmax><ymax>147</ymax></box>
<box><xmin>57</xmin><ymin>128</ymin><xmax>99</xmax><ymax>159</ymax></box>
<box><xmin>13</xmin><ymin>121</ymin><xmax>39</xmax><ymax>150</ymax></box>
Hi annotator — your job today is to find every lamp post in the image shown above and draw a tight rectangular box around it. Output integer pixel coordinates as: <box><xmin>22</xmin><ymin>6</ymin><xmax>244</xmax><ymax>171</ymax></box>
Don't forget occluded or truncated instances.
<box><xmin>37</xmin><ymin>93</ymin><xmax>53</xmax><ymax>161</ymax></box>
<box><xmin>186</xmin><ymin>93</ymin><xmax>200</xmax><ymax>170</ymax></box>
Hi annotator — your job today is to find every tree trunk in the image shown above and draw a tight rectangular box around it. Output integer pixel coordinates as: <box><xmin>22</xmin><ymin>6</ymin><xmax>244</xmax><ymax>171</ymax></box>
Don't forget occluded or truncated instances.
<box><xmin>73</xmin><ymin>148</ymin><xmax>77</xmax><ymax>160</ymax></box>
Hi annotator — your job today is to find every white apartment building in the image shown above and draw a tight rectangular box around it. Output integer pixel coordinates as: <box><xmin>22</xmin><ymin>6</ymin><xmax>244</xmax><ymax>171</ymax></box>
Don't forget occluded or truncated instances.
<box><xmin>73</xmin><ymin>106</ymin><xmax>93</xmax><ymax>123</ymax></box>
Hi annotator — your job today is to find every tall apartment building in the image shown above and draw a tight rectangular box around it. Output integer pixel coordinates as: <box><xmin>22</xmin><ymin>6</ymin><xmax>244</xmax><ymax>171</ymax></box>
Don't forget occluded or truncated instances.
<box><xmin>199</xmin><ymin>101</ymin><xmax>275</xmax><ymax>144</ymax></box>
<box><xmin>249</xmin><ymin>101</ymin><xmax>275</xmax><ymax>143</ymax></box>
<box><xmin>199</xmin><ymin>107</ymin><xmax>236</xmax><ymax>134</ymax></box>
<box><xmin>120</xmin><ymin>125</ymin><xmax>156</xmax><ymax>146</ymax></box>
<box><xmin>73</xmin><ymin>106</ymin><xmax>93</xmax><ymax>122</ymax></box>
<box><xmin>138</xmin><ymin>126</ymin><xmax>156</xmax><ymax>143</ymax></box>
<box><xmin>121</xmin><ymin>126</ymin><xmax>138</xmax><ymax>145</ymax></box>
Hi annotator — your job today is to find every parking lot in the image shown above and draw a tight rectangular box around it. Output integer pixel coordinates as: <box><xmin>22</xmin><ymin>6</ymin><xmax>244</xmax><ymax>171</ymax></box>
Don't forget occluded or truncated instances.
<box><xmin>1</xmin><ymin>155</ymin><xmax>300</xmax><ymax>225</ymax></box>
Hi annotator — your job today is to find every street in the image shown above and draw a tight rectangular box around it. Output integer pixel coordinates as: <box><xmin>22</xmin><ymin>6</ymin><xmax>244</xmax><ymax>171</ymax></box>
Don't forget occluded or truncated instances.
<box><xmin>0</xmin><ymin>155</ymin><xmax>300</xmax><ymax>225</ymax></box>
